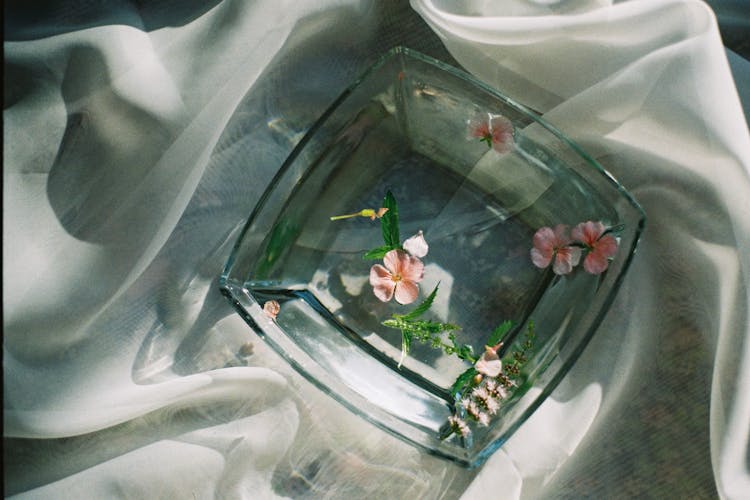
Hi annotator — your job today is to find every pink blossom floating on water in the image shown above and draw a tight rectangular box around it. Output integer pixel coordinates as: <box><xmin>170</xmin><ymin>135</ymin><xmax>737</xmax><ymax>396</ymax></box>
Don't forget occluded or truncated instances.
<box><xmin>468</xmin><ymin>113</ymin><xmax>515</xmax><ymax>154</ymax></box>
<box><xmin>571</xmin><ymin>221</ymin><xmax>619</xmax><ymax>275</ymax></box>
<box><xmin>369</xmin><ymin>249</ymin><xmax>425</xmax><ymax>305</ymax></box>
<box><xmin>530</xmin><ymin>224</ymin><xmax>582</xmax><ymax>275</ymax></box>
<box><xmin>263</xmin><ymin>300</ymin><xmax>281</xmax><ymax>320</ymax></box>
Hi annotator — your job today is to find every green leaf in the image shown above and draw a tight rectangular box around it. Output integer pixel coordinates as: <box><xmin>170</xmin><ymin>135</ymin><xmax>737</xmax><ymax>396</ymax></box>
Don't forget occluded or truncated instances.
<box><xmin>399</xmin><ymin>330</ymin><xmax>412</xmax><ymax>368</ymax></box>
<box><xmin>450</xmin><ymin>367</ymin><xmax>477</xmax><ymax>398</ymax></box>
<box><xmin>256</xmin><ymin>219</ymin><xmax>299</xmax><ymax>278</ymax></box>
<box><xmin>397</xmin><ymin>283</ymin><xmax>440</xmax><ymax>321</ymax></box>
<box><xmin>381</xmin><ymin>191</ymin><xmax>400</xmax><ymax>248</ymax></box>
<box><xmin>362</xmin><ymin>245</ymin><xmax>396</xmax><ymax>260</ymax></box>
<box><xmin>486</xmin><ymin>320</ymin><xmax>513</xmax><ymax>347</ymax></box>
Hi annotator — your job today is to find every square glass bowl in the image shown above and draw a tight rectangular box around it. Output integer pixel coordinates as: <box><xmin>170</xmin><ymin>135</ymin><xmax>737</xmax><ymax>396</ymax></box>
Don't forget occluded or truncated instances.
<box><xmin>220</xmin><ymin>47</ymin><xmax>645</xmax><ymax>467</ymax></box>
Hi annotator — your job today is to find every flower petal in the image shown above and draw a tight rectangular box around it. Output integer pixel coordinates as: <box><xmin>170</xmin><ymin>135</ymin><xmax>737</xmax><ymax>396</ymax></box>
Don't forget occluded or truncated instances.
<box><xmin>394</xmin><ymin>280</ymin><xmax>419</xmax><ymax>305</ymax></box>
<box><xmin>489</xmin><ymin>115</ymin><xmax>514</xmax><ymax>153</ymax></box>
<box><xmin>403</xmin><ymin>230</ymin><xmax>429</xmax><ymax>258</ymax></box>
<box><xmin>552</xmin><ymin>251</ymin><xmax>575</xmax><ymax>275</ymax></box>
<box><xmin>383</xmin><ymin>249</ymin><xmax>404</xmax><ymax>274</ymax></box>
<box><xmin>583</xmin><ymin>251</ymin><xmax>609</xmax><ymax>275</ymax></box>
<box><xmin>369</xmin><ymin>264</ymin><xmax>395</xmax><ymax>302</ymax></box>
<box><xmin>595</xmin><ymin>234</ymin><xmax>619</xmax><ymax>258</ymax></box>
<box><xmin>532</xmin><ymin>227</ymin><xmax>556</xmax><ymax>252</ymax></box>
<box><xmin>572</xmin><ymin>221</ymin><xmax>605</xmax><ymax>246</ymax></box>
<box><xmin>468</xmin><ymin>113</ymin><xmax>491</xmax><ymax>139</ymax></box>
<box><xmin>399</xmin><ymin>255</ymin><xmax>424</xmax><ymax>283</ymax></box>
<box><xmin>530</xmin><ymin>247</ymin><xmax>552</xmax><ymax>269</ymax></box>
<box><xmin>568</xmin><ymin>246</ymin><xmax>582</xmax><ymax>266</ymax></box>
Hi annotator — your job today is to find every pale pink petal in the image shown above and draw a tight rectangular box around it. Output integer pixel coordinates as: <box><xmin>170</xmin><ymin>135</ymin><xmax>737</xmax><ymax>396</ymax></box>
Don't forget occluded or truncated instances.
<box><xmin>370</xmin><ymin>264</ymin><xmax>395</xmax><ymax>302</ymax></box>
<box><xmin>403</xmin><ymin>230</ymin><xmax>429</xmax><ymax>258</ymax></box>
<box><xmin>530</xmin><ymin>247</ymin><xmax>552</xmax><ymax>268</ymax></box>
<box><xmin>532</xmin><ymin>227</ymin><xmax>556</xmax><ymax>253</ymax></box>
<box><xmin>394</xmin><ymin>280</ymin><xmax>419</xmax><ymax>305</ymax></box>
<box><xmin>468</xmin><ymin>114</ymin><xmax>491</xmax><ymax>139</ymax></box>
<box><xmin>489</xmin><ymin>115</ymin><xmax>514</xmax><ymax>153</ymax></box>
<box><xmin>596</xmin><ymin>234</ymin><xmax>619</xmax><ymax>258</ymax></box>
<box><xmin>572</xmin><ymin>221</ymin><xmax>605</xmax><ymax>246</ymax></box>
<box><xmin>552</xmin><ymin>250</ymin><xmax>575</xmax><ymax>275</ymax></box>
<box><xmin>383</xmin><ymin>249</ymin><xmax>404</xmax><ymax>274</ymax></box>
<box><xmin>399</xmin><ymin>255</ymin><xmax>424</xmax><ymax>283</ymax></box>
<box><xmin>475</xmin><ymin>347</ymin><xmax>502</xmax><ymax>377</ymax></box>
<box><xmin>532</xmin><ymin>225</ymin><xmax>576</xmax><ymax>271</ymax></box>
<box><xmin>568</xmin><ymin>246</ymin><xmax>582</xmax><ymax>266</ymax></box>
<box><xmin>583</xmin><ymin>251</ymin><xmax>610</xmax><ymax>275</ymax></box>
<box><xmin>552</xmin><ymin>247</ymin><xmax>581</xmax><ymax>275</ymax></box>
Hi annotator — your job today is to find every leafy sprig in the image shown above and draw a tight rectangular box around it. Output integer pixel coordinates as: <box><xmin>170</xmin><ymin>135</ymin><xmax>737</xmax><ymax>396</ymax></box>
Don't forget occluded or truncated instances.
<box><xmin>486</xmin><ymin>320</ymin><xmax>513</xmax><ymax>347</ymax></box>
<box><xmin>381</xmin><ymin>284</ymin><xmax>472</xmax><ymax>367</ymax></box>
<box><xmin>363</xmin><ymin>190</ymin><xmax>401</xmax><ymax>259</ymax></box>
<box><xmin>448</xmin><ymin>321</ymin><xmax>535</xmax><ymax>399</ymax></box>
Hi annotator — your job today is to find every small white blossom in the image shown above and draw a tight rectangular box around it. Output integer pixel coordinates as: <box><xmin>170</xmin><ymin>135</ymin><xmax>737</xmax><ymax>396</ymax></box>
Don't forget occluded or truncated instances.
<box><xmin>449</xmin><ymin>415</ymin><xmax>471</xmax><ymax>438</ymax></box>
<box><xmin>471</xmin><ymin>386</ymin><xmax>489</xmax><ymax>401</ymax></box>
<box><xmin>477</xmin><ymin>412</ymin><xmax>490</xmax><ymax>426</ymax></box>
<box><xmin>466</xmin><ymin>400</ymin><xmax>480</xmax><ymax>418</ymax></box>
<box><xmin>485</xmin><ymin>397</ymin><xmax>500</xmax><ymax>415</ymax></box>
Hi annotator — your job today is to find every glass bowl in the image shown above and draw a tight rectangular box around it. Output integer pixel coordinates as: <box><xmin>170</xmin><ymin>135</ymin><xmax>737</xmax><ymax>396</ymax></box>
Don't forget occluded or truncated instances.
<box><xmin>219</xmin><ymin>47</ymin><xmax>645</xmax><ymax>467</ymax></box>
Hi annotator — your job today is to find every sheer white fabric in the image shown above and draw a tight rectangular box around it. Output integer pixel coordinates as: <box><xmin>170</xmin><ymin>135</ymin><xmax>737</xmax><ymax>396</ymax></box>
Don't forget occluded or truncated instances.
<box><xmin>4</xmin><ymin>0</ymin><xmax>749</xmax><ymax>498</ymax></box>
<box><xmin>409</xmin><ymin>1</ymin><xmax>750</xmax><ymax>497</ymax></box>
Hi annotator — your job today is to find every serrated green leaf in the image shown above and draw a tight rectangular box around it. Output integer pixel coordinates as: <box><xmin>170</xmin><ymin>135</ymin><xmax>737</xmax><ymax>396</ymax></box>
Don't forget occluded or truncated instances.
<box><xmin>398</xmin><ymin>283</ymin><xmax>440</xmax><ymax>321</ymax></box>
<box><xmin>362</xmin><ymin>245</ymin><xmax>396</xmax><ymax>260</ymax></box>
<box><xmin>487</xmin><ymin>320</ymin><xmax>513</xmax><ymax>347</ymax></box>
<box><xmin>381</xmin><ymin>191</ymin><xmax>400</xmax><ymax>248</ymax></box>
<box><xmin>450</xmin><ymin>367</ymin><xmax>477</xmax><ymax>398</ymax></box>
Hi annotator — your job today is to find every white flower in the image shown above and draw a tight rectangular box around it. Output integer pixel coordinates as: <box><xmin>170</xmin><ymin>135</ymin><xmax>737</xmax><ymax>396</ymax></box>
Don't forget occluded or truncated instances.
<box><xmin>466</xmin><ymin>400</ymin><xmax>480</xmax><ymax>418</ymax></box>
<box><xmin>471</xmin><ymin>386</ymin><xmax>489</xmax><ymax>401</ymax></box>
<box><xmin>477</xmin><ymin>412</ymin><xmax>490</xmax><ymax>426</ymax></box>
<box><xmin>449</xmin><ymin>415</ymin><xmax>471</xmax><ymax>438</ymax></box>
<box><xmin>403</xmin><ymin>230</ymin><xmax>429</xmax><ymax>258</ymax></box>
<box><xmin>485</xmin><ymin>397</ymin><xmax>500</xmax><ymax>415</ymax></box>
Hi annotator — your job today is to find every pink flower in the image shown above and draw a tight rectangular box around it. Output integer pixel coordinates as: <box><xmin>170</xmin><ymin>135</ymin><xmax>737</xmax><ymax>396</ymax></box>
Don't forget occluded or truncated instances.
<box><xmin>263</xmin><ymin>300</ymin><xmax>280</xmax><ymax>320</ymax></box>
<box><xmin>475</xmin><ymin>346</ymin><xmax>503</xmax><ymax>377</ymax></box>
<box><xmin>571</xmin><ymin>221</ymin><xmax>619</xmax><ymax>274</ymax></box>
<box><xmin>468</xmin><ymin>113</ymin><xmax>514</xmax><ymax>153</ymax></box>
<box><xmin>369</xmin><ymin>249</ymin><xmax>424</xmax><ymax>304</ymax></box>
<box><xmin>403</xmin><ymin>230</ymin><xmax>429</xmax><ymax>258</ymax></box>
<box><xmin>530</xmin><ymin>225</ymin><xmax>582</xmax><ymax>275</ymax></box>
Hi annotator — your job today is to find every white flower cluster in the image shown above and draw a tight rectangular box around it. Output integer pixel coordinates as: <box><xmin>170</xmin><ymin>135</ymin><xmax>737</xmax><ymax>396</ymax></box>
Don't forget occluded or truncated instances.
<box><xmin>450</xmin><ymin>375</ymin><xmax>514</xmax><ymax>437</ymax></box>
